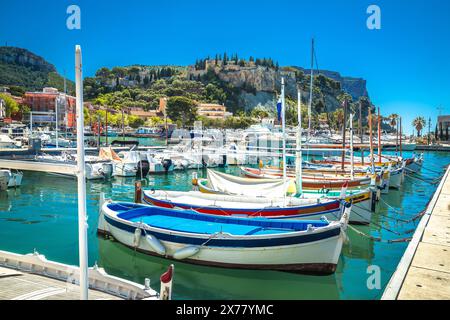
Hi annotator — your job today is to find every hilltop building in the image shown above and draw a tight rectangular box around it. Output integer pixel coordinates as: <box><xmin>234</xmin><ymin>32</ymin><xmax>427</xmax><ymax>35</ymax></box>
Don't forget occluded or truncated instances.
<box><xmin>197</xmin><ymin>103</ymin><xmax>232</xmax><ymax>119</ymax></box>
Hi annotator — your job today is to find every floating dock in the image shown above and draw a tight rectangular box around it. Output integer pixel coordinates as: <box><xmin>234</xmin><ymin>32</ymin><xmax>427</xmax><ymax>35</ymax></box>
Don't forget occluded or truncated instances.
<box><xmin>382</xmin><ymin>165</ymin><xmax>450</xmax><ymax>299</ymax></box>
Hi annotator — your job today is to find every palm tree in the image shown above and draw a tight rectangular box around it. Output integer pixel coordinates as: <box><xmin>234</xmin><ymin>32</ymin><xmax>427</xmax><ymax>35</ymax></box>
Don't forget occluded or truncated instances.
<box><xmin>412</xmin><ymin>117</ymin><xmax>426</xmax><ymax>137</ymax></box>
<box><xmin>388</xmin><ymin>114</ymin><xmax>399</xmax><ymax>132</ymax></box>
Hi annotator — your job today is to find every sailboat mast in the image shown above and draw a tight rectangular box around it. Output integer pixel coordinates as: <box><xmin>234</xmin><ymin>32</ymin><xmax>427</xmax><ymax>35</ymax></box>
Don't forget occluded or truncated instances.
<box><xmin>308</xmin><ymin>38</ymin><xmax>314</xmax><ymax>141</ymax></box>
<box><xmin>369</xmin><ymin>107</ymin><xmax>374</xmax><ymax>170</ymax></box>
<box><xmin>341</xmin><ymin>99</ymin><xmax>347</xmax><ymax>171</ymax></box>
<box><xmin>400</xmin><ymin>117</ymin><xmax>403</xmax><ymax>157</ymax></box>
<box><xmin>281</xmin><ymin>78</ymin><xmax>287</xmax><ymax>205</ymax></box>
<box><xmin>378</xmin><ymin>107</ymin><xmax>381</xmax><ymax>164</ymax></box>
<box><xmin>350</xmin><ymin>113</ymin><xmax>354</xmax><ymax>180</ymax></box>
<box><xmin>296</xmin><ymin>84</ymin><xmax>302</xmax><ymax>194</ymax></box>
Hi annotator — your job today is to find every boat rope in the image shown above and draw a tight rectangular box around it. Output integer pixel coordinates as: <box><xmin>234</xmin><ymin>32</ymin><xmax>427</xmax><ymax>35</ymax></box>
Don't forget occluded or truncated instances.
<box><xmin>351</xmin><ymin>203</ymin><xmax>410</xmax><ymax>224</ymax></box>
<box><xmin>404</xmin><ymin>170</ymin><xmax>440</xmax><ymax>185</ymax></box>
<box><xmin>200</xmin><ymin>232</ymin><xmax>223</xmax><ymax>247</ymax></box>
<box><xmin>420</xmin><ymin>165</ymin><xmax>446</xmax><ymax>175</ymax></box>
<box><xmin>347</xmin><ymin>225</ymin><xmax>412</xmax><ymax>243</ymax></box>
<box><xmin>421</xmin><ymin>162</ymin><xmax>448</xmax><ymax>172</ymax></box>
<box><xmin>403</xmin><ymin>167</ymin><xmax>443</xmax><ymax>181</ymax></box>
<box><xmin>412</xmin><ymin>172</ymin><xmax>443</xmax><ymax>182</ymax></box>
<box><xmin>378</xmin><ymin>197</ymin><xmax>404</xmax><ymax>214</ymax></box>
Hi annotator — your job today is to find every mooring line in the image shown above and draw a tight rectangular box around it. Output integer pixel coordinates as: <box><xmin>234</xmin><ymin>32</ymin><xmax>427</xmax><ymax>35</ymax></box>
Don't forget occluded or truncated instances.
<box><xmin>347</xmin><ymin>225</ymin><xmax>412</xmax><ymax>244</ymax></box>
<box><xmin>420</xmin><ymin>166</ymin><xmax>445</xmax><ymax>175</ymax></box>
<box><xmin>352</xmin><ymin>203</ymin><xmax>409</xmax><ymax>224</ymax></box>
<box><xmin>404</xmin><ymin>172</ymin><xmax>440</xmax><ymax>185</ymax></box>
<box><xmin>378</xmin><ymin>197</ymin><xmax>404</xmax><ymax>215</ymax></box>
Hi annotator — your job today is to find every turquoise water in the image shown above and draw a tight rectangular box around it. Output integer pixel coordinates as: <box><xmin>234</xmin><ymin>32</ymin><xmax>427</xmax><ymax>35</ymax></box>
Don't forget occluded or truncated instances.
<box><xmin>0</xmin><ymin>151</ymin><xmax>449</xmax><ymax>299</ymax></box>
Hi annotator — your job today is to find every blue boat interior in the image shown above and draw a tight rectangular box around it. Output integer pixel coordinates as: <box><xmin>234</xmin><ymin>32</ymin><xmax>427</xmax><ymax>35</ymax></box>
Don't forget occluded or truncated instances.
<box><xmin>109</xmin><ymin>203</ymin><xmax>330</xmax><ymax>236</ymax></box>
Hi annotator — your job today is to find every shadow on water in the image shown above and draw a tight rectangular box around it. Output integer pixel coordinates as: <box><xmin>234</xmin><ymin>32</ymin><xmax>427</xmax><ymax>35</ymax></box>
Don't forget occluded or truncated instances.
<box><xmin>97</xmin><ymin>237</ymin><xmax>341</xmax><ymax>300</ymax></box>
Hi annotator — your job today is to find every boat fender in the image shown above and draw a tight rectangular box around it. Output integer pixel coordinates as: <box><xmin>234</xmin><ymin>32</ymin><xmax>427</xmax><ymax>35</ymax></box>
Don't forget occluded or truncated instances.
<box><xmin>133</xmin><ymin>228</ymin><xmax>142</xmax><ymax>247</ymax></box>
<box><xmin>307</xmin><ymin>224</ymin><xmax>315</xmax><ymax>232</ymax></box>
<box><xmin>192</xmin><ymin>172</ymin><xmax>198</xmax><ymax>186</ymax></box>
<box><xmin>173</xmin><ymin>246</ymin><xmax>200</xmax><ymax>260</ymax></box>
<box><xmin>145</xmin><ymin>235</ymin><xmax>166</xmax><ymax>255</ymax></box>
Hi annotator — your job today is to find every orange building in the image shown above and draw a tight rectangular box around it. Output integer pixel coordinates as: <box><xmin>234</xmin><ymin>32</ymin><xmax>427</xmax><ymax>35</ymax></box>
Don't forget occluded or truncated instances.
<box><xmin>197</xmin><ymin>103</ymin><xmax>231</xmax><ymax>119</ymax></box>
<box><xmin>23</xmin><ymin>88</ymin><xmax>76</xmax><ymax>128</ymax></box>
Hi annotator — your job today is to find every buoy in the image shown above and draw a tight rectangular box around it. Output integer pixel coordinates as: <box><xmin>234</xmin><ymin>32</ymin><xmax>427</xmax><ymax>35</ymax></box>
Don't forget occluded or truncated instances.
<box><xmin>286</xmin><ymin>179</ymin><xmax>297</xmax><ymax>195</ymax></box>
<box><xmin>259</xmin><ymin>159</ymin><xmax>263</xmax><ymax>169</ymax></box>
<box><xmin>173</xmin><ymin>246</ymin><xmax>200</xmax><ymax>260</ymax></box>
<box><xmin>192</xmin><ymin>172</ymin><xmax>198</xmax><ymax>186</ymax></box>
<box><xmin>145</xmin><ymin>235</ymin><xmax>166</xmax><ymax>255</ymax></box>
<box><xmin>133</xmin><ymin>228</ymin><xmax>141</xmax><ymax>247</ymax></box>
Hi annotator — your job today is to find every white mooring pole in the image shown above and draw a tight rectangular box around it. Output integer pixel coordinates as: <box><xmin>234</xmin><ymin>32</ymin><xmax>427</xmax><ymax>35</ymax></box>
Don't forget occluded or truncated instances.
<box><xmin>281</xmin><ymin>77</ymin><xmax>287</xmax><ymax>206</ymax></box>
<box><xmin>75</xmin><ymin>45</ymin><xmax>89</xmax><ymax>300</ymax></box>
<box><xmin>55</xmin><ymin>96</ymin><xmax>59</xmax><ymax>149</ymax></box>
<box><xmin>296</xmin><ymin>85</ymin><xmax>303</xmax><ymax>194</ymax></box>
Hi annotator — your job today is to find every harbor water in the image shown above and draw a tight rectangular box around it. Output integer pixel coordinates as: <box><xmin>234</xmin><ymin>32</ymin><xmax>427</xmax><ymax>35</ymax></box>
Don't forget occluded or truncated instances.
<box><xmin>0</xmin><ymin>149</ymin><xmax>449</xmax><ymax>300</ymax></box>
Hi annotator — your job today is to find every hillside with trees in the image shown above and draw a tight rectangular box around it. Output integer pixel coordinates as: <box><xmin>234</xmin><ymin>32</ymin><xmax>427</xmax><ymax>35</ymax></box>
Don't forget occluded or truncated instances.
<box><xmin>0</xmin><ymin>47</ymin><xmax>74</xmax><ymax>94</ymax></box>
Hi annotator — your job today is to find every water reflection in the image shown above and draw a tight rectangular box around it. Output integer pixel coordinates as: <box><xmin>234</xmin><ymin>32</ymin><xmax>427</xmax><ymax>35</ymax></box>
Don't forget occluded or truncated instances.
<box><xmin>98</xmin><ymin>238</ymin><xmax>340</xmax><ymax>300</ymax></box>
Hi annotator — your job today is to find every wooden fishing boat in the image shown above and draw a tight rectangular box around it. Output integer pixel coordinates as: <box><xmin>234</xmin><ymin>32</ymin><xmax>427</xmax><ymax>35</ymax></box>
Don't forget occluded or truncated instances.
<box><xmin>99</xmin><ymin>201</ymin><xmax>351</xmax><ymax>274</ymax></box>
<box><xmin>143</xmin><ymin>189</ymin><xmax>344</xmax><ymax>221</ymax></box>
<box><xmin>195</xmin><ymin>170</ymin><xmax>375</xmax><ymax>225</ymax></box>
<box><xmin>241</xmin><ymin>166</ymin><xmax>374</xmax><ymax>190</ymax></box>
<box><xmin>404</xmin><ymin>154</ymin><xmax>423</xmax><ymax>173</ymax></box>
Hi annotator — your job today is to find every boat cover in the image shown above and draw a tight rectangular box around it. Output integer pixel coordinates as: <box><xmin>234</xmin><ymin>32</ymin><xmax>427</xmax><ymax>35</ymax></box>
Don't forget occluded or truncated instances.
<box><xmin>206</xmin><ymin>169</ymin><xmax>294</xmax><ymax>197</ymax></box>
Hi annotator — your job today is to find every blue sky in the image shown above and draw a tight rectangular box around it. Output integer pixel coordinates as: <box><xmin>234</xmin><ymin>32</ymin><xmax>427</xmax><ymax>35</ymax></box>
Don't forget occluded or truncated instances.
<box><xmin>1</xmin><ymin>0</ymin><xmax>449</xmax><ymax>134</ymax></box>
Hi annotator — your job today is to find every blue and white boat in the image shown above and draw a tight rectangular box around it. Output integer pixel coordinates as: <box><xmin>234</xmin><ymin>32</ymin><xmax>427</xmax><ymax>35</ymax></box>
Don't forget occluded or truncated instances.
<box><xmin>99</xmin><ymin>201</ymin><xmax>351</xmax><ymax>274</ymax></box>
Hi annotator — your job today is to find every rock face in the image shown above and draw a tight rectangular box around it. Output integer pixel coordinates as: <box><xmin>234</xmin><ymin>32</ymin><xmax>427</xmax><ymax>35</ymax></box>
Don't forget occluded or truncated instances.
<box><xmin>294</xmin><ymin>67</ymin><xmax>369</xmax><ymax>101</ymax></box>
<box><xmin>0</xmin><ymin>47</ymin><xmax>56</xmax><ymax>73</ymax></box>
<box><xmin>0</xmin><ymin>46</ymin><xmax>73</xmax><ymax>92</ymax></box>
<box><xmin>187</xmin><ymin>61</ymin><xmax>371</xmax><ymax>113</ymax></box>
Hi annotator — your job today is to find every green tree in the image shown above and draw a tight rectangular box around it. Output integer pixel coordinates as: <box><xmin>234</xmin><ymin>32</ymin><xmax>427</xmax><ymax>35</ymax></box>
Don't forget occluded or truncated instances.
<box><xmin>166</xmin><ymin>96</ymin><xmax>198</xmax><ymax>127</ymax></box>
<box><xmin>95</xmin><ymin>67</ymin><xmax>111</xmax><ymax>79</ymax></box>
<box><xmin>412</xmin><ymin>117</ymin><xmax>426</xmax><ymax>137</ymax></box>
<box><xmin>388</xmin><ymin>114</ymin><xmax>399</xmax><ymax>132</ymax></box>
<box><xmin>0</xmin><ymin>93</ymin><xmax>19</xmax><ymax>117</ymax></box>
<box><xmin>128</xmin><ymin>115</ymin><xmax>145</xmax><ymax>128</ymax></box>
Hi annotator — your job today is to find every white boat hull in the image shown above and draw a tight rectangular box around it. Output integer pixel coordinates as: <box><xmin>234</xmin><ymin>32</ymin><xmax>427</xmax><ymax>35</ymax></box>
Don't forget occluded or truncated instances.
<box><xmin>103</xmin><ymin>214</ymin><xmax>344</xmax><ymax>273</ymax></box>
<box><xmin>113</xmin><ymin>163</ymin><xmax>137</xmax><ymax>177</ymax></box>
<box><xmin>7</xmin><ymin>172</ymin><xmax>23</xmax><ymax>187</ymax></box>
<box><xmin>389</xmin><ymin>168</ymin><xmax>403</xmax><ymax>189</ymax></box>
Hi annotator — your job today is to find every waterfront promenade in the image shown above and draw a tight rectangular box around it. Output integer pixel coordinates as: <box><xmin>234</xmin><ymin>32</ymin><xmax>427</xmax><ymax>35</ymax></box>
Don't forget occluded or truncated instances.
<box><xmin>382</xmin><ymin>165</ymin><xmax>450</xmax><ymax>299</ymax></box>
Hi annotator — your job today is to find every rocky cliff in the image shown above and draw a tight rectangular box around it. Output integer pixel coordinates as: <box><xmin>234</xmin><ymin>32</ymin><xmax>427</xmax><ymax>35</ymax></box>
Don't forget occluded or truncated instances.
<box><xmin>187</xmin><ymin>60</ymin><xmax>371</xmax><ymax>113</ymax></box>
<box><xmin>0</xmin><ymin>46</ymin><xmax>74</xmax><ymax>93</ymax></box>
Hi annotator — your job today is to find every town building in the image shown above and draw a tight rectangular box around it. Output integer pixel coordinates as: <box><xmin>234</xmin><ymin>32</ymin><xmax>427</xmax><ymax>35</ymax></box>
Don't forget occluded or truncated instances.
<box><xmin>127</xmin><ymin>107</ymin><xmax>158</xmax><ymax>121</ymax></box>
<box><xmin>23</xmin><ymin>88</ymin><xmax>76</xmax><ymax>128</ymax></box>
<box><xmin>197</xmin><ymin>103</ymin><xmax>231</xmax><ymax>119</ymax></box>
<box><xmin>437</xmin><ymin>115</ymin><xmax>450</xmax><ymax>140</ymax></box>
